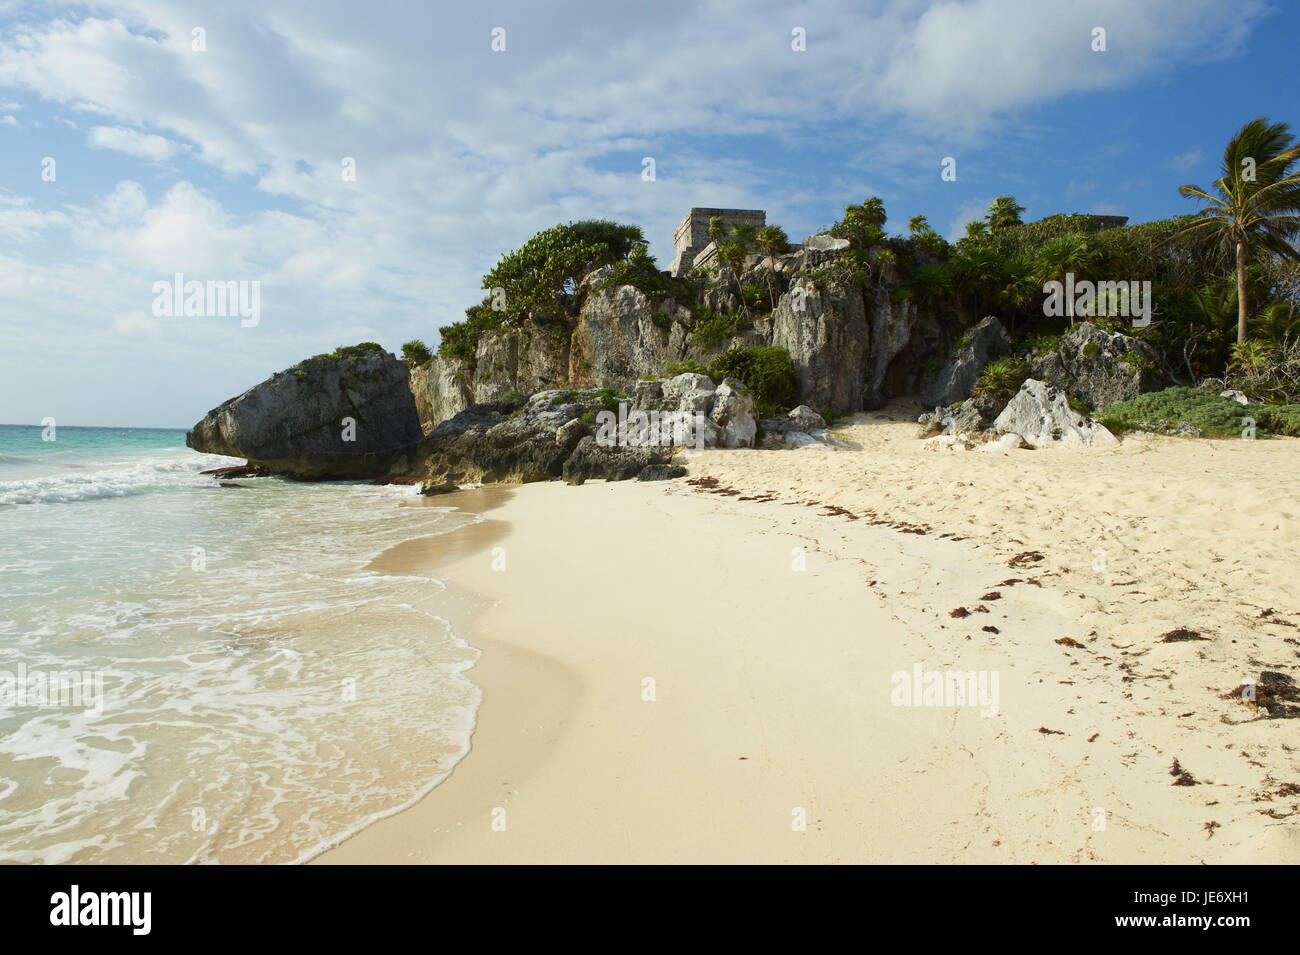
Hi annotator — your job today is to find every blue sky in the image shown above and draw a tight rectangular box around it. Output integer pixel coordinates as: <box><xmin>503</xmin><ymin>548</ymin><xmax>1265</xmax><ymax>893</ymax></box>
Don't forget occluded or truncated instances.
<box><xmin>0</xmin><ymin>0</ymin><xmax>1293</xmax><ymax>426</ymax></box>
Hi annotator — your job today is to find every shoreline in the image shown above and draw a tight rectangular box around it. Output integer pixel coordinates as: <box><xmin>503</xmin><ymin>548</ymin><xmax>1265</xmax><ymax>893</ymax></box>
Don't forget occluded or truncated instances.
<box><xmin>314</xmin><ymin>486</ymin><xmax>582</xmax><ymax>864</ymax></box>
<box><xmin>314</xmin><ymin>409</ymin><xmax>1300</xmax><ymax>861</ymax></box>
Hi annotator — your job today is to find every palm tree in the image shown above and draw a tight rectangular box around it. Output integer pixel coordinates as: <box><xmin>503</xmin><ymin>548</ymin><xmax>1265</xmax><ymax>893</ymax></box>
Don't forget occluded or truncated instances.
<box><xmin>717</xmin><ymin>238</ymin><xmax>749</xmax><ymax>306</ymax></box>
<box><xmin>987</xmin><ymin>196</ymin><xmax>1025</xmax><ymax>231</ymax></box>
<box><xmin>1254</xmin><ymin>299</ymin><xmax>1300</xmax><ymax>342</ymax></box>
<box><xmin>838</xmin><ymin>198</ymin><xmax>887</xmax><ymax>249</ymax></box>
<box><xmin>756</xmin><ymin>224</ymin><xmax>790</xmax><ymax>309</ymax></box>
<box><xmin>730</xmin><ymin>221</ymin><xmax>759</xmax><ymax>250</ymax></box>
<box><xmin>707</xmin><ymin>216</ymin><xmax>726</xmax><ymax>264</ymax></box>
<box><xmin>1035</xmin><ymin>233</ymin><xmax>1097</xmax><ymax>326</ymax></box>
<box><xmin>964</xmin><ymin>219</ymin><xmax>989</xmax><ymax>239</ymax></box>
<box><xmin>756</xmin><ymin>224</ymin><xmax>788</xmax><ymax>262</ymax></box>
<box><xmin>860</xmin><ymin>197</ymin><xmax>887</xmax><ymax>230</ymax></box>
<box><xmin>1175</xmin><ymin>117</ymin><xmax>1300</xmax><ymax>344</ymax></box>
<box><xmin>997</xmin><ymin>252</ymin><xmax>1038</xmax><ymax>335</ymax></box>
<box><xmin>874</xmin><ymin>248</ymin><xmax>897</xmax><ymax>284</ymax></box>
<box><xmin>952</xmin><ymin>244</ymin><xmax>1000</xmax><ymax>315</ymax></box>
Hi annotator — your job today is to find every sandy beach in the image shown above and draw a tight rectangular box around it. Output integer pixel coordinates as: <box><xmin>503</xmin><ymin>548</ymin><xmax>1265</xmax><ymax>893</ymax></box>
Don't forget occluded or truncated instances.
<box><xmin>314</xmin><ymin>402</ymin><xmax>1300</xmax><ymax>864</ymax></box>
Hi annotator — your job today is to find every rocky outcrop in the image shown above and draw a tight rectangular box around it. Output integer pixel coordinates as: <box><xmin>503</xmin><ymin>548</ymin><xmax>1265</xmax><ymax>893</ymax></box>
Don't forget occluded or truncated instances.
<box><xmin>802</xmin><ymin>234</ymin><xmax>851</xmax><ymax>252</ymax></box>
<box><xmin>862</xmin><ymin>287</ymin><xmax>919</xmax><ymax>409</ymax></box>
<box><xmin>708</xmin><ymin>378</ymin><xmax>757</xmax><ymax>449</ymax></box>
<box><xmin>1031</xmin><ymin>322</ymin><xmax>1165</xmax><ymax>411</ymax></box>
<box><xmin>408</xmin><ymin>389</ymin><xmax>682</xmax><ymax>488</ymax></box>
<box><xmin>758</xmin><ymin>405</ymin><xmax>845</xmax><ymax>450</ymax></box>
<box><xmin>186</xmin><ymin>348</ymin><xmax>422</xmax><ymax>479</ymax></box>
<box><xmin>921</xmin><ymin>316</ymin><xmax>1011</xmax><ymax>407</ymax></box>
<box><xmin>917</xmin><ymin>390</ymin><xmax>1004</xmax><ymax>437</ymax></box>
<box><xmin>408</xmin><ymin>357</ymin><xmax>473</xmax><ymax>435</ymax></box>
<box><xmin>562</xmin><ymin>437</ymin><xmax>677</xmax><ymax>485</ymax></box>
<box><xmin>629</xmin><ymin>372</ymin><xmax>755</xmax><ymax>449</ymax></box>
<box><xmin>772</xmin><ymin>278</ymin><xmax>869</xmax><ymax>413</ymax></box>
<box><xmin>569</xmin><ymin>285</ymin><xmax>691</xmax><ymax>391</ymax></box>
<box><xmin>992</xmin><ymin>379</ymin><xmax>1119</xmax><ymax>448</ymax></box>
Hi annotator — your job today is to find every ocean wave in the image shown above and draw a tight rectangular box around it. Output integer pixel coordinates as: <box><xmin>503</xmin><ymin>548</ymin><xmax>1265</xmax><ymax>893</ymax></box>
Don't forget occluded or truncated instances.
<box><xmin>0</xmin><ymin>452</ymin><xmax>240</xmax><ymax>506</ymax></box>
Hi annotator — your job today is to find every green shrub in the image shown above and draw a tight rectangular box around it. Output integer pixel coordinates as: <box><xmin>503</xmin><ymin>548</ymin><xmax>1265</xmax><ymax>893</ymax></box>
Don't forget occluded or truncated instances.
<box><xmin>664</xmin><ymin>360</ymin><xmax>712</xmax><ymax>378</ymax></box>
<box><xmin>708</xmin><ymin>346</ymin><xmax>799</xmax><ymax>417</ymax></box>
<box><xmin>1021</xmin><ymin>332</ymin><xmax>1063</xmax><ymax>356</ymax></box>
<box><xmin>740</xmin><ymin>284</ymin><xmax>765</xmax><ymax>309</ymax></box>
<box><xmin>1067</xmin><ymin>395</ymin><xmax>1093</xmax><ymax>416</ymax></box>
<box><xmin>401</xmin><ymin>339</ymin><xmax>433</xmax><ymax>366</ymax></box>
<box><xmin>590</xmin><ymin>387</ymin><xmax>626</xmax><ymax>413</ymax></box>
<box><xmin>690</xmin><ymin>307</ymin><xmax>749</xmax><ymax>348</ymax></box>
<box><xmin>973</xmin><ymin>357</ymin><xmax>1031</xmax><ymax>405</ymax></box>
<box><xmin>1095</xmin><ymin>386</ymin><xmax>1300</xmax><ymax>438</ymax></box>
<box><xmin>496</xmin><ymin>390</ymin><xmax>529</xmax><ymax>414</ymax></box>
<box><xmin>595</xmin><ymin>242</ymin><xmax>695</xmax><ymax>309</ymax></box>
<box><xmin>312</xmin><ymin>342</ymin><xmax>386</xmax><ymax>362</ymax></box>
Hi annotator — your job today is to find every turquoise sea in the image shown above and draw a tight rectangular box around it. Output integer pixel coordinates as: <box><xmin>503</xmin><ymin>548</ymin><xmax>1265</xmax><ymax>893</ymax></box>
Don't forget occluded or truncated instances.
<box><xmin>0</xmin><ymin>424</ymin><xmax>481</xmax><ymax>863</ymax></box>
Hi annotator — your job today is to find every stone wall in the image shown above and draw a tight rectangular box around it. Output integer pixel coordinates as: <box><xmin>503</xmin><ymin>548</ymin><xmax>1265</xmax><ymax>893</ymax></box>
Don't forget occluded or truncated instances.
<box><xmin>669</xmin><ymin>207</ymin><xmax>765</xmax><ymax>276</ymax></box>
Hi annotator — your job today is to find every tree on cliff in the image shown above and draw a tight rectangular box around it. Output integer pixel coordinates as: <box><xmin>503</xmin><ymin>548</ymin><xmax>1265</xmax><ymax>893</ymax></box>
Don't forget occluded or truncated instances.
<box><xmin>833</xmin><ymin>197</ymin><xmax>887</xmax><ymax>248</ymax></box>
<box><xmin>756</xmin><ymin>224</ymin><xmax>790</xmax><ymax>308</ymax></box>
<box><xmin>482</xmin><ymin>219</ymin><xmax>645</xmax><ymax>323</ymax></box>
<box><xmin>708</xmin><ymin>216</ymin><xmax>726</xmax><ymax>251</ymax></box>
<box><xmin>987</xmin><ymin>196</ymin><xmax>1026</xmax><ymax>231</ymax></box>
<box><xmin>437</xmin><ymin>219</ymin><xmax>645</xmax><ymax>360</ymax></box>
<box><xmin>1174</xmin><ymin>117</ymin><xmax>1300</xmax><ymax>344</ymax></box>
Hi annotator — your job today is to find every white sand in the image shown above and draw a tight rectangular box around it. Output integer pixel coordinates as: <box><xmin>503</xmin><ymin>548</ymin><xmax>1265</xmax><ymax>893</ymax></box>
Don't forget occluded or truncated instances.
<box><xmin>316</xmin><ymin>404</ymin><xmax>1300</xmax><ymax>864</ymax></box>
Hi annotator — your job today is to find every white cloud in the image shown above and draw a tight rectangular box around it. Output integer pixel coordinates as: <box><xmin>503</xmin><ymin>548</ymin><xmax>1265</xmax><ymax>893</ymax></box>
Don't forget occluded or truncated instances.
<box><xmin>1167</xmin><ymin>147</ymin><xmax>1203</xmax><ymax>172</ymax></box>
<box><xmin>88</xmin><ymin>124</ymin><xmax>188</xmax><ymax>160</ymax></box>
<box><xmin>0</xmin><ymin>0</ymin><xmax>1275</xmax><ymax>425</ymax></box>
<box><xmin>877</xmin><ymin>0</ymin><xmax>1266</xmax><ymax>127</ymax></box>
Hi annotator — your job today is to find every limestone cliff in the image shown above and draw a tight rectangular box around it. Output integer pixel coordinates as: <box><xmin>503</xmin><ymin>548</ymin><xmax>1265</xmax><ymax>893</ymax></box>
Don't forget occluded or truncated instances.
<box><xmin>410</xmin><ymin>244</ymin><xmax>966</xmax><ymax>432</ymax></box>
<box><xmin>187</xmin><ymin>347</ymin><xmax>422</xmax><ymax>479</ymax></box>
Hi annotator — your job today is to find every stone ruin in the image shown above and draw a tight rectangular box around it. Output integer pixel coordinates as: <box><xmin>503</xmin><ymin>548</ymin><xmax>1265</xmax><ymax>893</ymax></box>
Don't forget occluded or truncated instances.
<box><xmin>669</xmin><ymin>207</ymin><xmax>766</xmax><ymax>277</ymax></box>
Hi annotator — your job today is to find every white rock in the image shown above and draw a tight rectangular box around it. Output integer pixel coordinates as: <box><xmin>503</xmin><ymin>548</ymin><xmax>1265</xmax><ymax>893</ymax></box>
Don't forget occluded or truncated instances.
<box><xmin>992</xmin><ymin>379</ymin><xmax>1118</xmax><ymax>449</ymax></box>
<box><xmin>709</xmin><ymin>378</ymin><xmax>757</xmax><ymax>449</ymax></box>
<box><xmin>977</xmin><ymin>432</ymin><xmax>1029</xmax><ymax>452</ymax></box>
<box><xmin>802</xmin><ymin>234</ymin><xmax>851</xmax><ymax>252</ymax></box>
<box><xmin>661</xmin><ymin>373</ymin><xmax>716</xmax><ymax>415</ymax></box>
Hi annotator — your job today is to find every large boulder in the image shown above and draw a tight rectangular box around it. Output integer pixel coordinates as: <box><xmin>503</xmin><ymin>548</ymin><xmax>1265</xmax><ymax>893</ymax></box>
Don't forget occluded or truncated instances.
<box><xmin>772</xmin><ymin>279</ymin><xmax>869</xmax><ymax>413</ymax></box>
<box><xmin>661</xmin><ymin>372</ymin><xmax>716</xmax><ymax>415</ymax></box>
<box><xmin>917</xmin><ymin>391</ymin><xmax>1003</xmax><ymax>437</ymax></box>
<box><xmin>629</xmin><ymin>372</ymin><xmax>732</xmax><ymax>448</ymax></box>
<box><xmin>921</xmin><ymin>316</ymin><xmax>1011</xmax><ymax>407</ymax></box>
<box><xmin>562</xmin><ymin>436</ymin><xmax>677</xmax><ymax>485</ymax></box>
<box><xmin>992</xmin><ymin>379</ymin><xmax>1119</xmax><ymax>449</ymax></box>
<box><xmin>186</xmin><ymin>348</ymin><xmax>422</xmax><ymax>479</ymax></box>
<box><xmin>758</xmin><ymin>405</ymin><xmax>844</xmax><ymax>450</ymax></box>
<box><xmin>708</xmin><ymin>378</ymin><xmax>757</xmax><ymax>448</ymax></box>
<box><xmin>411</xmin><ymin>391</ymin><xmax>595</xmax><ymax>486</ymax></box>
<box><xmin>410</xmin><ymin>389</ymin><xmax>678</xmax><ymax>488</ymax></box>
<box><xmin>1031</xmin><ymin>322</ymin><xmax>1165</xmax><ymax>411</ymax></box>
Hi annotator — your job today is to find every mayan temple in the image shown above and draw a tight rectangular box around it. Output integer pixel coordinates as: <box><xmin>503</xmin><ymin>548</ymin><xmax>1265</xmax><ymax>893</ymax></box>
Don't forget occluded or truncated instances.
<box><xmin>668</xmin><ymin>207</ymin><xmax>766</xmax><ymax>276</ymax></box>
